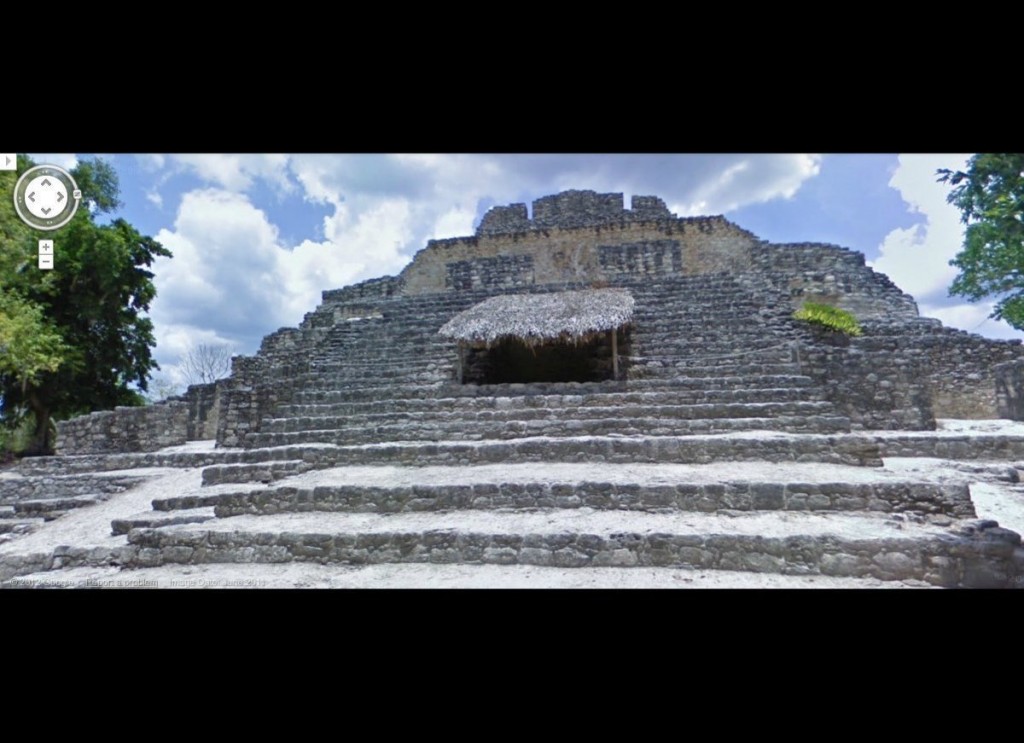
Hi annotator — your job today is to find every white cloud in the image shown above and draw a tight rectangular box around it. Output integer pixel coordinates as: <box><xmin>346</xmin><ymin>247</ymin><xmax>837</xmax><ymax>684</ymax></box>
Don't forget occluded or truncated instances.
<box><xmin>677</xmin><ymin>155</ymin><xmax>821</xmax><ymax>216</ymax></box>
<box><xmin>431</xmin><ymin>205</ymin><xmax>478</xmax><ymax>241</ymax></box>
<box><xmin>149</xmin><ymin>186</ymin><xmax>421</xmax><ymax>368</ymax></box>
<box><xmin>869</xmin><ymin>154</ymin><xmax>971</xmax><ymax>299</ymax></box>
<box><xmin>150</xmin><ymin>189</ymin><xmax>292</xmax><ymax>367</ymax></box>
<box><xmin>918</xmin><ymin>300</ymin><xmax>1022</xmax><ymax>341</ymax></box>
<box><xmin>136</xmin><ymin>154</ymin><xmax>166</xmax><ymax>171</ymax></box>
<box><xmin>171</xmin><ymin>154</ymin><xmax>295</xmax><ymax>194</ymax></box>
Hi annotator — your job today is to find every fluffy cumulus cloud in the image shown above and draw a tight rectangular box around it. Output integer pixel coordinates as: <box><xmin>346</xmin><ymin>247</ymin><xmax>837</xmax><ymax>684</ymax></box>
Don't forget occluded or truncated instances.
<box><xmin>870</xmin><ymin>154</ymin><xmax>1022</xmax><ymax>340</ymax></box>
<box><xmin>171</xmin><ymin>154</ymin><xmax>295</xmax><ymax>194</ymax></box>
<box><xmin>672</xmin><ymin>155</ymin><xmax>821</xmax><ymax>215</ymax></box>
<box><xmin>147</xmin><ymin>187</ymin><xmax>415</xmax><ymax>377</ymax></box>
<box><xmin>145</xmin><ymin>154</ymin><xmax>826</xmax><ymax>372</ymax></box>
<box><xmin>870</xmin><ymin>154</ymin><xmax>968</xmax><ymax>299</ymax></box>
<box><xmin>149</xmin><ymin>190</ymin><xmax>279</xmax><ymax>370</ymax></box>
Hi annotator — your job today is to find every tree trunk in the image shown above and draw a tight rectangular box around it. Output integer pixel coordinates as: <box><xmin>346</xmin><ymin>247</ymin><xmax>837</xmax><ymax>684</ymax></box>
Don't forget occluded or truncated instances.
<box><xmin>24</xmin><ymin>392</ymin><xmax>53</xmax><ymax>457</ymax></box>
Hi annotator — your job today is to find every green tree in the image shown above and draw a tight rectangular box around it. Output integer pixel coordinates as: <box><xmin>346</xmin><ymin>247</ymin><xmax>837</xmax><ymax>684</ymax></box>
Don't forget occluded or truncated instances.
<box><xmin>0</xmin><ymin>291</ymin><xmax>67</xmax><ymax>391</ymax></box>
<box><xmin>938</xmin><ymin>153</ymin><xmax>1024</xmax><ymax>330</ymax></box>
<box><xmin>0</xmin><ymin>155</ymin><xmax>172</xmax><ymax>455</ymax></box>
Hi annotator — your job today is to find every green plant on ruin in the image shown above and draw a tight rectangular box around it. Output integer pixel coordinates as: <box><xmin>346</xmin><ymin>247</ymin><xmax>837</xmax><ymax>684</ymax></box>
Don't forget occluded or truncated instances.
<box><xmin>793</xmin><ymin>301</ymin><xmax>863</xmax><ymax>336</ymax></box>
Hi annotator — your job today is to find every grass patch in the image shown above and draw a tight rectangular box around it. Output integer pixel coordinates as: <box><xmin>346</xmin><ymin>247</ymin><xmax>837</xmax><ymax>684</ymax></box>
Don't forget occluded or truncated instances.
<box><xmin>794</xmin><ymin>302</ymin><xmax>863</xmax><ymax>336</ymax></box>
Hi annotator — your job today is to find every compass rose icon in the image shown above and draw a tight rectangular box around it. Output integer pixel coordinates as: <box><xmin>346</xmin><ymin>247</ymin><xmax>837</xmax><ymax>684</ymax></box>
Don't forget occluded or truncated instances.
<box><xmin>13</xmin><ymin>164</ymin><xmax>83</xmax><ymax>230</ymax></box>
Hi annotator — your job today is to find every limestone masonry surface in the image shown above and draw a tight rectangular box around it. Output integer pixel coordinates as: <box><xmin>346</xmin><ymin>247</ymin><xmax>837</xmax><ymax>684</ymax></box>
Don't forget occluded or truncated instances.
<box><xmin>6</xmin><ymin>189</ymin><xmax>1024</xmax><ymax>588</ymax></box>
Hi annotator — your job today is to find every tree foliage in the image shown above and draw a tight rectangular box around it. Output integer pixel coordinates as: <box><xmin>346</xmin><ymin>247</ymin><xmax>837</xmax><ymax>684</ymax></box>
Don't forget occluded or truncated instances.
<box><xmin>938</xmin><ymin>154</ymin><xmax>1024</xmax><ymax>330</ymax></box>
<box><xmin>0</xmin><ymin>291</ymin><xmax>67</xmax><ymax>391</ymax></box>
<box><xmin>0</xmin><ymin>154</ymin><xmax>172</xmax><ymax>454</ymax></box>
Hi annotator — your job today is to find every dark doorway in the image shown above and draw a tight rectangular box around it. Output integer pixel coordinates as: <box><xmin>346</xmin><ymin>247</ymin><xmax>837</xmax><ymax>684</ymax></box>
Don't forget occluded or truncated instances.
<box><xmin>461</xmin><ymin>329</ymin><xmax>630</xmax><ymax>385</ymax></box>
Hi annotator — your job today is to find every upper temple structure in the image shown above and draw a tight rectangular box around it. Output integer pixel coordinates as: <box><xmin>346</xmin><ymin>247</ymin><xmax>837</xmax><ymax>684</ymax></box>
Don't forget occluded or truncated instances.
<box><xmin>65</xmin><ymin>187</ymin><xmax>1022</xmax><ymax>452</ymax></box>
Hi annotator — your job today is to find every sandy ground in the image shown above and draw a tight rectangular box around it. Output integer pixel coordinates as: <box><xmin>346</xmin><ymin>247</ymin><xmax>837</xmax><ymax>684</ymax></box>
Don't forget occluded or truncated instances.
<box><xmin>276</xmin><ymin>460</ymin><xmax>947</xmax><ymax>490</ymax></box>
<box><xmin>145</xmin><ymin>507</ymin><xmax>943</xmax><ymax>541</ymax></box>
<box><xmin>3</xmin><ymin>420</ymin><xmax>1024</xmax><ymax>588</ymax></box>
<box><xmin>1</xmin><ymin>563</ymin><xmax>929</xmax><ymax>589</ymax></box>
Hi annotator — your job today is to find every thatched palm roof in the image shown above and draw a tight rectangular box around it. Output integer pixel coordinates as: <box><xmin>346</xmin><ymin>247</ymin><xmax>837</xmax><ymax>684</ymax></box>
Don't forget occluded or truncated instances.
<box><xmin>439</xmin><ymin>288</ymin><xmax>634</xmax><ymax>347</ymax></box>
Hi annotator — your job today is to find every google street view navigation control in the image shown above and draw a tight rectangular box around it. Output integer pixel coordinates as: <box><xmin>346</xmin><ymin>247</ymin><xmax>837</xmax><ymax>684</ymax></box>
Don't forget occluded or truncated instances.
<box><xmin>3</xmin><ymin>157</ymin><xmax>83</xmax><ymax>271</ymax></box>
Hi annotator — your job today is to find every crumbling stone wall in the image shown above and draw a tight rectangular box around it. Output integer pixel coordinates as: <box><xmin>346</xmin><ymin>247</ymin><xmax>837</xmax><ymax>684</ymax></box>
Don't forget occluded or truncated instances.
<box><xmin>477</xmin><ymin>203</ymin><xmax>530</xmax><ymax>235</ymax></box>
<box><xmin>996</xmin><ymin>359</ymin><xmax>1024</xmax><ymax>420</ymax></box>
<box><xmin>794</xmin><ymin>330</ymin><xmax>935</xmax><ymax>431</ymax></box>
<box><xmin>446</xmin><ymin>255</ymin><xmax>535</xmax><ymax>291</ymax></box>
<box><xmin>321</xmin><ymin>275</ymin><xmax>403</xmax><ymax>304</ymax></box>
<box><xmin>599</xmin><ymin>240</ymin><xmax>682</xmax><ymax>278</ymax></box>
<box><xmin>56</xmin><ymin>403</ymin><xmax>188</xmax><ymax>455</ymax></box>
<box><xmin>531</xmin><ymin>190</ymin><xmax>635</xmax><ymax>229</ymax></box>
<box><xmin>217</xmin><ymin>328</ymin><xmax>314</xmax><ymax>448</ymax></box>
<box><xmin>402</xmin><ymin>221</ymin><xmax>758</xmax><ymax>294</ymax></box>
<box><xmin>793</xmin><ymin>319</ymin><xmax>1024</xmax><ymax>425</ymax></box>
<box><xmin>476</xmin><ymin>193</ymin><xmax>674</xmax><ymax>236</ymax></box>
<box><xmin>887</xmin><ymin>321</ymin><xmax>1024</xmax><ymax>418</ymax></box>
<box><xmin>748</xmin><ymin>243</ymin><xmax>919</xmax><ymax>321</ymax></box>
<box><xmin>173</xmin><ymin>381</ymin><xmax>225</xmax><ymax>440</ymax></box>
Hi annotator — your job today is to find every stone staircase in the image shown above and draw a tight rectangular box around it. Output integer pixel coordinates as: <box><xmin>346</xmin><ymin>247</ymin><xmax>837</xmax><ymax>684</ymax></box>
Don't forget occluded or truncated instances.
<box><xmin>0</xmin><ymin>470</ymin><xmax>154</xmax><ymax>543</ymax></box>
<box><xmin>2</xmin><ymin>273</ymin><xmax>1023</xmax><ymax>587</ymax></box>
<box><xmin>22</xmin><ymin>456</ymin><xmax>1014</xmax><ymax>588</ymax></box>
<box><xmin>250</xmin><ymin>274</ymin><xmax>851</xmax><ymax>448</ymax></box>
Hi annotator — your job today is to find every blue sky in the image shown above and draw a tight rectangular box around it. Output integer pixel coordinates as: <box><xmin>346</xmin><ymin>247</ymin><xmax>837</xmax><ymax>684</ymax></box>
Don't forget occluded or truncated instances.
<box><xmin>27</xmin><ymin>153</ymin><xmax>1009</xmax><ymax>391</ymax></box>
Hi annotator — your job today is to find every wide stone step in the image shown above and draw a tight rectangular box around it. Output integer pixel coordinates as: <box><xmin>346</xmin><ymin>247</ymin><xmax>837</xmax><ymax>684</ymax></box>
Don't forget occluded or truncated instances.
<box><xmin>306</xmin><ymin>360</ymin><xmax>453</xmax><ymax>374</ymax></box>
<box><xmin>317</xmin><ymin>336</ymin><xmax>453</xmax><ymax>349</ymax></box>
<box><xmin>111</xmin><ymin>507</ymin><xmax>218</xmax><ymax>537</ymax></box>
<box><xmin>0</xmin><ymin>515</ymin><xmax>45</xmax><ymax>540</ymax></box>
<box><xmin>157</xmin><ymin>471</ymin><xmax>973</xmax><ymax>519</ymax></box>
<box><xmin>199</xmin><ymin>460</ymin><xmax>310</xmax><ymax>485</ymax></box>
<box><xmin>316</xmin><ymin>338</ymin><xmax>449</xmax><ymax>352</ymax></box>
<box><xmin>0</xmin><ymin>562</ymin><xmax>929</xmax><ymax>589</ymax></box>
<box><xmin>627</xmin><ymin>363</ymin><xmax>805</xmax><ymax>378</ymax></box>
<box><xmin>305</xmin><ymin>356</ymin><xmax>452</xmax><ymax>371</ymax></box>
<box><xmin>631</xmin><ymin>346</ymin><xmax>796</xmax><ymax>362</ymax></box>
<box><xmin>247</xmin><ymin>414</ymin><xmax>853</xmax><ymax>447</ymax></box>
<box><xmin>13</xmin><ymin>494</ymin><xmax>107</xmax><ymax>520</ymax></box>
<box><xmin>204</xmin><ymin>434</ymin><xmax>884</xmax><ymax>482</ymax></box>
<box><xmin>632</xmin><ymin>316</ymin><xmax>769</xmax><ymax>328</ymax></box>
<box><xmin>293</xmin><ymin>374</ymin><xmax>450</xmax><ymax>391</ymax></box>
<box><xmin>287</xmin><ymin>375</ymin><xmax>818</xmax><ymax>404</ymax></box>
<box><xmin>303</xmin><ymin>361</ymin><xmax>453</xmax><ymax>375</ymax></box>
<box><xmin>274</xmin><ymin>387</ymin><xmax>827</xmax><ymax>417</ymax></box>
<box><xmin>874</xmin><ymin>433</ymin><xmax>1024</xmax><ymax>460</ymax></box>
<box><xmin>12</xmin><ymin>447</ymin><xmax>323</xmax><ymax>477</ymax></box>
<box><xmin>0</xmin><ymin>473</ymin><xmax>149</xmax><ymax>504</ymax></box>
<box><xmin>299</xmin><ymin>368</ymin><xmax>449</xmax><ymax>383</ymax></box>
<box><xmin>633</xmin><ymin>307</ymin><xmax>767</xmax><ymax>319</ymax></box>
<box><xmin>260</xmin><ymin>401</ymin><xmax>840</xmax><ymax>434</ymax></box>
<box><xmin>122</xmin><ymin>511</ymin><xmax>1024</xmax><ymax>587</ymax></box>
<box><xmin>631</xmin><ymin>341</ymin><xmax>794</xmax><ymax>355</ymax></box>
<box><xmin>633</xmin><ymin>323</ymin><xmax>770</xmax><ymax>335</ymax></box>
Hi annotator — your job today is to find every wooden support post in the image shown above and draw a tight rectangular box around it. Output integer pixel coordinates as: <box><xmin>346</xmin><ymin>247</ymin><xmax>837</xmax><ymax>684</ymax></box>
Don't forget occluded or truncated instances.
<box><xmin>610</xmin><ymin>329</ymin><xmax>618</xmax><ymax>380</ymax></box>
<box><xmin>457</xmin><ymin>343</ymin><xmax>465</xmax><ymax>384</ymax></box>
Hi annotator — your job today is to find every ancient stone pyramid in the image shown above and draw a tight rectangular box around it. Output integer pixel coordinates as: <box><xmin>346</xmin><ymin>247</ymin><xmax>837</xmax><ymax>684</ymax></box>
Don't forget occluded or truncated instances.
<box><xmin>3</xmin><ymin>190</ymin><xmax>1023</xmax><ymax>588</ymax></box>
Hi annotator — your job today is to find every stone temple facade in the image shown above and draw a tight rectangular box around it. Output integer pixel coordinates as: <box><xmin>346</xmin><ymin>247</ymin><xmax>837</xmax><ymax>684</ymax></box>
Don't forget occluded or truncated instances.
<box><xmin>5</xmin><ymin>189</ymin><xmax>1024</xmax><ymax>588</ymax></box>
<box><xmin>57</xmin><ymin>189</ymin><xmax>1024</xmax><ymax>452</ymax></box>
